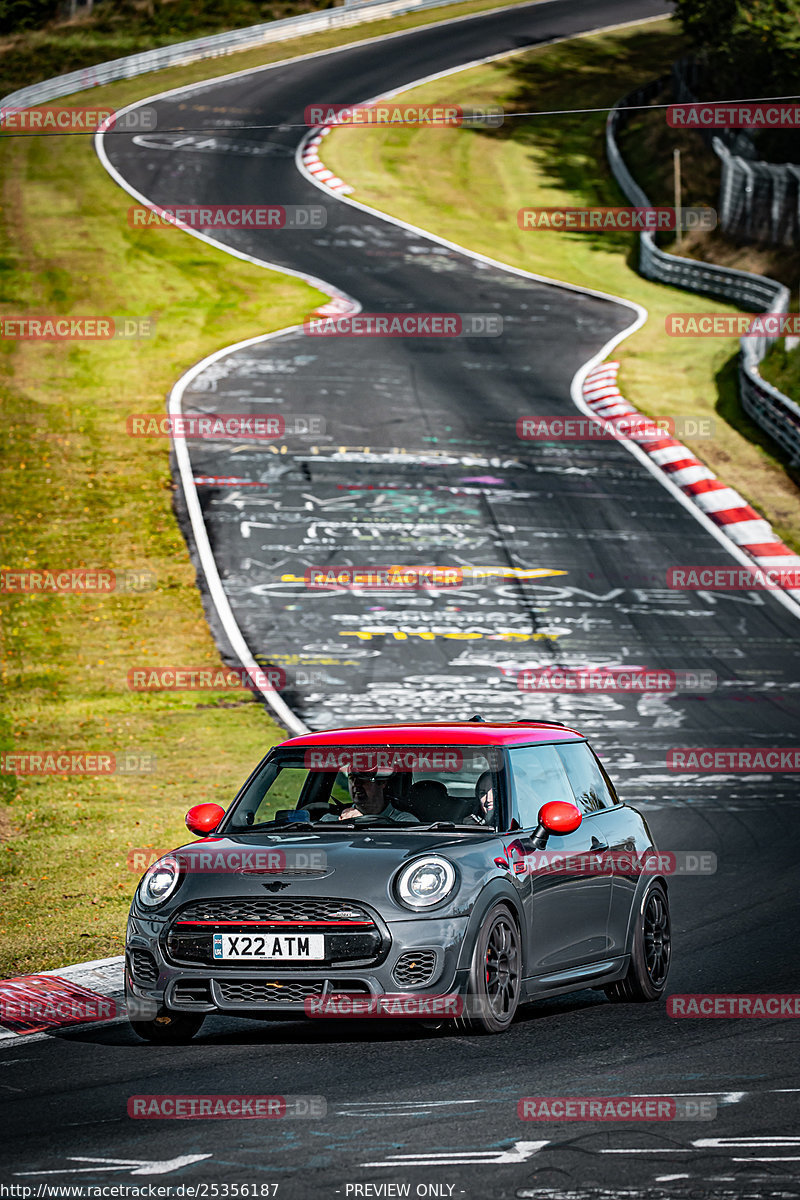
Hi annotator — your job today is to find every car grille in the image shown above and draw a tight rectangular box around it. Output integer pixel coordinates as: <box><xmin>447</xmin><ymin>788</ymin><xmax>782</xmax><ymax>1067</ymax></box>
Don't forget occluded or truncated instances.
<box><xmin>392</xmin><ymin>950</ymin><xmax>438</xmax><ymax>987</ymax></box>
<box><xmin>170</xmin><ymin>978</ymin><xmax>373</xmax><ymax>1009</ymax></box>
<box><xmin>166</xmin><ymin>897</ymin><xmax>384</xmax><ymax>969</ymax></box>
<box><xmin>175</xmin><ymin>898</ymin><xmax>372</xmax><ymax>924</ymax></box>
<box><xmin>215</xmin><ymin>979</ymin><xmax>326</xmax><ymax>1005</ymax></box>
<box><xmin>129</xmin><ymin>949</ymin><xmax>158</xmax><ymax>987</ymax></box>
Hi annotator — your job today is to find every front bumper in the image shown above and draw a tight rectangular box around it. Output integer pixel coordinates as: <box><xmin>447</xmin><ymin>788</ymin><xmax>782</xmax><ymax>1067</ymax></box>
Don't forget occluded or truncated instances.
<box><xmin>126</xmin><ymin>908</ymin><xmax>471</xmax><ymax>1018</ymax></box>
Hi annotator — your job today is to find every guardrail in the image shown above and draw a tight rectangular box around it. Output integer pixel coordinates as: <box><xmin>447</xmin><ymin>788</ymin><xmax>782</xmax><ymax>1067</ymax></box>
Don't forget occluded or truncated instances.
<box><xmin>607</xmin><ymin>81</ymin><xmax>797</xmax><ymax>464</ymax></box>
<box><xmin>0</xmin><ymin>0</ymin><xmax>480</xmax><ymax>112</ymax></box>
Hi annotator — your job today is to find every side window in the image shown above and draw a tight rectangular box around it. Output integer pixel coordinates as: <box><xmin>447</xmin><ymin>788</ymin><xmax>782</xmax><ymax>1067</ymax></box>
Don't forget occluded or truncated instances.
<box><xmin>556</xmin><ymin>742</ymin><xmax>616</xmax><ymax>813</ymax></box>
<box><xmin>508</xmin><ymin>745</ymin><xmax>574</xmax><ymax>830</ymax></box>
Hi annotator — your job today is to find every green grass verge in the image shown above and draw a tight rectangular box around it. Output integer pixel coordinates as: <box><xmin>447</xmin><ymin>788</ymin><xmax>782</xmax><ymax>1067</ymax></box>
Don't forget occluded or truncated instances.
<box><xmin>0</xmin><ymin>0</ymin><xmax>557</xmax><ymax>977</ymax></box>
<box><xmin>761</xmin><ymin>342</ymin><xmax>800</xmax><ymax>406</ymax></box>
<box><xmin>322</xmin><ymin>18</ymin><xmax>800</xmax><ymax>545</ymax></box>
<box><xmin>0</xmin><ymin>130</ymin><xmax>323</xmax><ymax>974</ymax></box>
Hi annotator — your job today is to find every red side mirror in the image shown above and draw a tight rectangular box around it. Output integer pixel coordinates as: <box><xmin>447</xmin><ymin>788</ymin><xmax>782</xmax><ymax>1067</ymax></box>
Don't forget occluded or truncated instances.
<box><xmin>185</xmin><ymin>803</ymin><xmax>226</xmax><ymax>837</ymax></box>
<box><xmin>538</xmin><ymin>800</ymin><xmax>582</xmax><ymax>835</ymax></box>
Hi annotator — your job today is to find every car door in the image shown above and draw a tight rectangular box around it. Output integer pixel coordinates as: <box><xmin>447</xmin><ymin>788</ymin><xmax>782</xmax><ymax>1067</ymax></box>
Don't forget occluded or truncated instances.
<box><xmin>506</xmin><ymin>743</ymin><xmax>615</xmax><ymax>976</ymax></box>
<box><xmin>558</xmin><ymin>741</ymin><xmax>657</xmax><ymax>958</ymax></box>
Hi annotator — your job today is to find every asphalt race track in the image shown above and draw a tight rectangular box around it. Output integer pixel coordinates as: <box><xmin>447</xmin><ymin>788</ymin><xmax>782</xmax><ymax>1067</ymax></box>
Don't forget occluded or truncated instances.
<box><xmin>3</xmin><ymin>0</ymin><xmax>800</xmax><ymax>1196</ymax></box>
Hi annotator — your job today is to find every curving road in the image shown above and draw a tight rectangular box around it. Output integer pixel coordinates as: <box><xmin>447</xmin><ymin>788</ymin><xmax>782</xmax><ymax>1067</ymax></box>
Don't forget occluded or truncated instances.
<box><xmin>4</xmin><ymin>1</ymin><xmax>800</xmax><ymax>1196</ymax></box>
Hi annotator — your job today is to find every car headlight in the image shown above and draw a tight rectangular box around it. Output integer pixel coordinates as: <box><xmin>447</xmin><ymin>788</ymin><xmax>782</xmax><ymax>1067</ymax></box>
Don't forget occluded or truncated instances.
<box><xmin>138</xmin><ymin>855</ymin><xmax>181</xmax><ymax>908</ymax></box>
<box><xmin>397</xmin><ymin>856</ymin><xmax>457</xmax><ymax>909</ymax></box>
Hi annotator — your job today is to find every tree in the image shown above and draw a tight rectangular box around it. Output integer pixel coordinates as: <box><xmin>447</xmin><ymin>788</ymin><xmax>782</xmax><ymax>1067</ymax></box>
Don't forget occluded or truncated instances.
<box><xmin>0</xmin><ymin>0</ymin><xmax>59</xmax><ymax>33</ymax></box>
<box><xmin>673</xmin><ymin>0</ymin><xmax>800</xmax><ymax>98</ymax></box>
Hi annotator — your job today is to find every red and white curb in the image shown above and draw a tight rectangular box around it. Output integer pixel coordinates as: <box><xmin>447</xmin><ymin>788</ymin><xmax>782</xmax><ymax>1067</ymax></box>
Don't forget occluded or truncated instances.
<box><xmin>309</xmin><ymin>293</ymin><xmax>360</xmax><ymax>318</ymax></box>
<box><xmin>583</xmin><ymin>362</ymin><xmax>800</xmax><ymax>598</ymax></box>
<box><xmin>0</xmin><ymin>955</ymin><xmax>124</xmax><ymax>1042</ymax></box>
<box><xmin>301</xmin><ymin>126</ymin><xmax>353</xmax><ymax>194</ymax></box>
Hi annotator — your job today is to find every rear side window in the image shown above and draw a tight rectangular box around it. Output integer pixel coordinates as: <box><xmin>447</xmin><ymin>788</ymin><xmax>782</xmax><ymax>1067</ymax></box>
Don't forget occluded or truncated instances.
<box><xmin>508</xmin><ymin>745</ymin><xmax>574</xmax><ymax>830</ymax></box>
<box><xmin>556</xmin><ymin>741</ymin><xmax>617</xmax><ymax>813</ymax></box>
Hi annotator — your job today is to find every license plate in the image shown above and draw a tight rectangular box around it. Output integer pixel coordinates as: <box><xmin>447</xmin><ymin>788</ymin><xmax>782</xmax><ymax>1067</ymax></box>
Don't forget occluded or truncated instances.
<box><xmin>212</xmin><ymin>933</ymin><xmax>325</xmax><ymax>960</ymax></box>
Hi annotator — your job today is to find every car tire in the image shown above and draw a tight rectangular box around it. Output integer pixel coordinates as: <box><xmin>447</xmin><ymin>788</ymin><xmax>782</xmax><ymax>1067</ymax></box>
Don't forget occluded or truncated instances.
<box><xmin>129</xmin><ymin>1008</ymin><xmax>206</xmax><ymax>1044</ymax></box>
<box><xmin>605</xmin><ymin>880</ymin><xmax>671</xmax><ymax>1003</ymax></box>
<box><xmin>463</xmin><ymin>903</ymin><xmax>522</xmax><ymax>1034</ymax></box>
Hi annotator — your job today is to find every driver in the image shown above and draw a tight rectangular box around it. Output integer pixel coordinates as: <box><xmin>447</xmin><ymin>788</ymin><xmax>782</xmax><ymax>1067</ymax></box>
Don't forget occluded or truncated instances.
<box><xmin>326</xmin><ymin>767</ymin><xmax>418</xmax><ymax>823</ymax></box>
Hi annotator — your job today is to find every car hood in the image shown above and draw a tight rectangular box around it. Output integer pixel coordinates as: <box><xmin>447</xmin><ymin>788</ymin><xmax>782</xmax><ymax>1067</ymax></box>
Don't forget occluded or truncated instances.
<box><xmin>155</xmin><ymin>829</ymin><xmax>500</xmax><ymax>916</ymax></box>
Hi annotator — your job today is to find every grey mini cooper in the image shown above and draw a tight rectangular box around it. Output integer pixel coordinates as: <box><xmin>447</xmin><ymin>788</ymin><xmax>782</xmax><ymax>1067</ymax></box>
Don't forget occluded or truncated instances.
<box><xmin>126</xmin><ymin>720</ymin><xmax>671</xmax><ymax>1041</ymax></box>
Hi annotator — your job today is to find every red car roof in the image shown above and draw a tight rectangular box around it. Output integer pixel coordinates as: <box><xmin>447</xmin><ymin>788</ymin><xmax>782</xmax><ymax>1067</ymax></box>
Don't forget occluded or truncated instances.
<box><xmin>280</xmin><ymin>722</ymin><xmax>584</xmax><ymax>748</ymax></box>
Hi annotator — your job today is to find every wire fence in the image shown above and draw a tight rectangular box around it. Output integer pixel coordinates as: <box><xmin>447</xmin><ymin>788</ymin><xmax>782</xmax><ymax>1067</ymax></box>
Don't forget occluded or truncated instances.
<box><xmin>607</xmin><ymin>82</ymin><xmax>797</xmax><ymax>464</ymax></box>
<box><xmin>672</xmin><ymin>59</ymin><xmax>800</xmax><ymax>248</ymax></box>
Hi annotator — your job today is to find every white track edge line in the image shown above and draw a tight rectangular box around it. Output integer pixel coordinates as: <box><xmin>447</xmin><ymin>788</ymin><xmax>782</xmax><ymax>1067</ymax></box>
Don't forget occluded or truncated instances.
<box><xmin>168</xmin><ymin>327</ymin><xmax>317</xmax><ymax>735</ymax></box>
<box><xmin>95</xmin><ymin>137</ymin><xmax>364</xmax><ymax>739</ymax></box>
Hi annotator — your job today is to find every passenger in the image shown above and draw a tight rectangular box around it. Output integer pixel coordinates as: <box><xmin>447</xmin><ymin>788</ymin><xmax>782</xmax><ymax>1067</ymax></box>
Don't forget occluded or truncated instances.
<box><xmin>473</xmin><ymin>770</ymin><xmax>496</xmax><ymax>825</ymax></box>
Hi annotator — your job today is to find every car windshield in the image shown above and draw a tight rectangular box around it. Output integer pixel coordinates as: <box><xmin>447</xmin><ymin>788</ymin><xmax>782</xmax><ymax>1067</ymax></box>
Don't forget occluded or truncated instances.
<box><xmin>224</xmin><ymin>746</ymin><xmax>502</xmax><ymax>832</ymax></box>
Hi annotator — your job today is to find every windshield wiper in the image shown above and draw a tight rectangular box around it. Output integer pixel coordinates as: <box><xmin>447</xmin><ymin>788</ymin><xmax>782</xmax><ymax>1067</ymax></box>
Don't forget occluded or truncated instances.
<box><xmin>230</xmin><ymin>820</ymin><xmax>314</xmax><ymax>833</ymax></box>
<box><xmin>421</xmin><ymin>821</ymin><xmax>489</xmax><ymax>831</ymax></box>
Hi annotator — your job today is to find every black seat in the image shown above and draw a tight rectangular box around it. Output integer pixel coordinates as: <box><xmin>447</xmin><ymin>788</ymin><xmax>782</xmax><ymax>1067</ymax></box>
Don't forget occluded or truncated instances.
<box><xmin>406</xmin><ymin>780</ymin><xmax>468</xmax><ymax>824</ymax></box>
